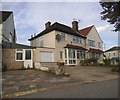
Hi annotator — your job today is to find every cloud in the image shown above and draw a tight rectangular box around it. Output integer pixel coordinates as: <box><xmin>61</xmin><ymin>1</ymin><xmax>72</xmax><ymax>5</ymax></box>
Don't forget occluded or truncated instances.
<box><xmin>2</xmin><ymin>2</ymin><xmax>118</xmax><ymax>49</ymax></box>
<box><xmin>96</xmin><ymin>24</ymin><xmax>110</xmax><ymax>32</ymax></box>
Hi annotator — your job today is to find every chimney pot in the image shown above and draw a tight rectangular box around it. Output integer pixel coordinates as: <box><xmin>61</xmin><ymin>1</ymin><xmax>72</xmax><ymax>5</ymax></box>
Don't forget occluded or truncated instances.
<box><xmin>45</xmin><ymin>21</ymin><xmax>51</xmax><ymax>29</ymax></box>
<box><xmin>72</xmin><ymin>21</ymin><xmax>78</xmax><ymax>31</ymax></box>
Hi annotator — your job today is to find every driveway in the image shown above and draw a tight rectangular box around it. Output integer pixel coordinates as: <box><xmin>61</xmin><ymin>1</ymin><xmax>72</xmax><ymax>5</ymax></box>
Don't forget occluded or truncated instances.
<box><xmin>62</xmin><ymin>66</ymin><xmax>118</xmax><ymax>82</ymax></box>
<box><xmin>2</xmin><ymin>66</ymin><xmax>118</xmax><ymax>98</ymax></box>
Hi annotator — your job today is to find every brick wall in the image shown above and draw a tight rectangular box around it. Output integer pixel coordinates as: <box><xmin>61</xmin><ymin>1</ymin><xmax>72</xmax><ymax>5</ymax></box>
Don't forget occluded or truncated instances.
<box><xmin>2</xmin><ymin>48</ymin><xmax>24</xmax><ymax>70</ymax></box>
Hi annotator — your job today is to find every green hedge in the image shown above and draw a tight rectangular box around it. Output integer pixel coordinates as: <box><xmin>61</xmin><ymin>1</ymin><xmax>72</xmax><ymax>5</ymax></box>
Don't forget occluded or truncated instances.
<box><xmin>80</xmin><ymin>58</ymin><xmax>98</xmax><ymax>66</ymax></box>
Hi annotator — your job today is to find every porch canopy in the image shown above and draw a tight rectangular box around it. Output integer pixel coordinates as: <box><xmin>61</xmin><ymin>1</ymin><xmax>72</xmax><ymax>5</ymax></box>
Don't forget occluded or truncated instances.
<box><xmin>64</xmin><ymin>44</ymin><xmax>87</xmax><ymax>50</ymax></box>
<box><xmin>88</xmin><ymin>48</ymin><xmax>104</xmax><ymax>53</ymax></box>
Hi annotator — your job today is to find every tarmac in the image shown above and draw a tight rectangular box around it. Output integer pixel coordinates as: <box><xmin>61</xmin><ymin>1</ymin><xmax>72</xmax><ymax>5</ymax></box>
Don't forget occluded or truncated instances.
<box><xmin>2</xmin><ymin>66</ymin><xmax>118</xmax><ymax>98</ymax></box>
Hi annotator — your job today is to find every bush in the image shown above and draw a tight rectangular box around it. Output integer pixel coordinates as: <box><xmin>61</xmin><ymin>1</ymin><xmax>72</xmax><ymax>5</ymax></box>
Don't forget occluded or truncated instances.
<box><xmin>103</xmin><ymin>59</ymin><xmax>111</xmax><ymax>66</ymax></box>
<box><xmin>80</xmin><ymin>58</ymin><xmax>98</xmax><ymax>66</ymax></box>
<box><xmin>111</xmin><ymin>65</ymin><xmax>120</xmax><ymax>72</ymax></box>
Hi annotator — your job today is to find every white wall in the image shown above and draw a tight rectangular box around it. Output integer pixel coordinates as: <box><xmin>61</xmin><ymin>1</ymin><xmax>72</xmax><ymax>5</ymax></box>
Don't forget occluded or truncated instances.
<box><xmin>105</xmin><ymin>50</ymin><xmax>120</xmax><ymax>59</ymax></box>
<box><xmin>86</xmin><ymin>26</ymin><xmax>103</xmax><ymax>50</ymax></box>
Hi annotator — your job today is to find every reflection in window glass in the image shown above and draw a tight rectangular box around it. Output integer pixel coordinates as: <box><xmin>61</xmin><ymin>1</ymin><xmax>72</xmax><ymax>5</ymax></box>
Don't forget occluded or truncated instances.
<box><xmin>25</xmin><ymin>50</ymin><xmax>31</xmax><ymax>60</ymax></box>
<box><xmin>16</xmin><ymin>53</ymin><xmax>23</xmax><ymax>60</ymax></box>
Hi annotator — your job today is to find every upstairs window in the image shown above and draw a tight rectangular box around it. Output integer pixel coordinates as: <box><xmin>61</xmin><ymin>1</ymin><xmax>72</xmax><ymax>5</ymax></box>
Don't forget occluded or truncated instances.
<box><xmin>98</xmin><ymin>42</ymin><xmax>101</xmax><ymax>48</ymax></box>
<box><xmin>73</xmin><ymin>36</ymin><xmax>76</xmax><ymax>42</ymax></box>
<box><xmin>61</xmin><ymin>33</ymin><xmax>66</xmax><ymax>40</ymax></box>
<box><xmin>88</xmin><ymin>40</ymin><xmax>95</xmax><ymax>46</ymax></box>
<box><xmin>79</xmin><ymin>37</ymin><xmax>82</xmax><ymax>44</ymax></box>
<box><xmin>76</xmin><ymin>37</ymin><xmax>79</xmax><ymax>43</ymax></box>
<box><xmin>40</xmin><ymin>37</ymin><xmax>43</xmax><ymax>47</ymax></box>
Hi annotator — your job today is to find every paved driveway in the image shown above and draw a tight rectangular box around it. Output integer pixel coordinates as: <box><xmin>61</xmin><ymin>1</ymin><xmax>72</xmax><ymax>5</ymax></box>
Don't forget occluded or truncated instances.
<box><xmin>62</xmin><ymin>66</ymin><xmax>118</xmax><ymax>82</ymax></box>
<box><xmin>2</xmin><ymin>66</ymin><xmax>118</xmax><ymax>98</ymax></box>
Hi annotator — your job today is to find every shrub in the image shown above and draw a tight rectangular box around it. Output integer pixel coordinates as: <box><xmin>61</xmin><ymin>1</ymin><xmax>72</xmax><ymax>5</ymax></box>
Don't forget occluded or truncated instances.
<box><xmin>111</xmin><ymin>65</ymin><xmax>120</xmax><ymax>72</ymax></box>
<box><xmin>103</xmin><ymin>59</ymin><xmax>111</xmax><ymax>66</ymax></box>
<box><xmin>80</xmin><ymin>58</ymin><xmax>98</xmax><ymax>66</ymax></box>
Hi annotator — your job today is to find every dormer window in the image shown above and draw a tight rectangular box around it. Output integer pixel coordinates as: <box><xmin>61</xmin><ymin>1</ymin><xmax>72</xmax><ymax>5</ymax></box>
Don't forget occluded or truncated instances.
<box><xmin>61</xmin><ymin>33</ymin><xmax>66</xmax><ymax>40</ymax></box>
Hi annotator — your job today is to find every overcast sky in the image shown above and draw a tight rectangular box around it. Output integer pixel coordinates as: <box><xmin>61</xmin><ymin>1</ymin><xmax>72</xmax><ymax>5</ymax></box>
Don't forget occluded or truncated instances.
<box><xmin>1</xmin><ymin>2</ymin><xmax>118</xmax><ymax>50</ymax></box>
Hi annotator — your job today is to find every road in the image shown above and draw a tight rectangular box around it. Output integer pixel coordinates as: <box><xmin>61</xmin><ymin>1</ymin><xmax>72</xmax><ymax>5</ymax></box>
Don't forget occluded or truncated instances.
<box><xmin>19</xmin><ymin>79</ymin><xmax>118</xmax><ymax>98</ymax></box>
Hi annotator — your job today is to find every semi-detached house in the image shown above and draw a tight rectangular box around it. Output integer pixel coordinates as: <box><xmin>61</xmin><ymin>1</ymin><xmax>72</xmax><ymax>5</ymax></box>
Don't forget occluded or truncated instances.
<box><xmin>29</xmin><ymin>21</ymin><xmax>103</xmax><ymax>66</ymax></box>
<box><xmin>1</xmin><ymin>11</ymin><xmax>104</xmax><ymax>70</ymax></box>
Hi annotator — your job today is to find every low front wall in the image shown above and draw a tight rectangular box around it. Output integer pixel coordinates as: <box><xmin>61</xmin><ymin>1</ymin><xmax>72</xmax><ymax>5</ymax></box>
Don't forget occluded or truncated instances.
<box><xmin>2</xmin><ymin>48</ymin><xmax>24</xmax><ymax>70</ymax></box>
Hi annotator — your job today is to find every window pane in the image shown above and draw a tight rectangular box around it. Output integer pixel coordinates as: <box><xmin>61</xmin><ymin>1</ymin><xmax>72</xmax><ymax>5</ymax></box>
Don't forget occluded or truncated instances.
<box><xmin>61</xmin><ymin>33</ymin><xmax>66</xmax><ymax>40</ymax></box>
<box><xmin>73</xmin><ymin>36</ymin><xmax>76</xmax><ymax>42</ymax></box>
<box><xmin>16</xmin><ymin>53</ymin><xmax>23</xmax><ymax>60</ymax></box>
<box><xmin>25</xmin><ymin>50</ymin><xmax>31</xmax><ymax>60</ymax></box>
<box><xmin>73</xmin><ymin>50</ymin><xmax>75</xmax><ymax>58</ymax></box>
<box><xmin>40</xmin><ymin>37</ymin><xmax>43</xmax><ymax>47</ymax></box>
<box><xmin>60</xmin><ymin>51</ymin><xmax>63</xmax><ymax>59</ymax></box>
<box><xmin>79</xmin><ymin>38</ymin><xmax>82</xmax><ymax>43</ymax></box>
<box><xmin>65</xmin><ymin>49</ymin><xmax>67</xmax><ymax>58</ymax></box>
<box><xmin>77</xmin><ymin>50</ymin><xmax>80</xmax><ymax>59</ymax></box>
<box><xmin>76</xmin><ymin>37</ymin><xmax>79</xmax><ymax>43</ymax></box>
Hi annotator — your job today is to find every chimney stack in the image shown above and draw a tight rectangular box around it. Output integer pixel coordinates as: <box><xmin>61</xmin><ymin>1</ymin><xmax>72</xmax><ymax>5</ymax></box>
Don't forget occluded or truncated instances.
<box><xmin>72</xmin><ymin>21</ymin><xmax>78</xmax><ymax>31</ymax></box>
<box><xmin>45</xmin><ymin>21</ymin><xmax>51</xmax><ymax>29</ymax></box>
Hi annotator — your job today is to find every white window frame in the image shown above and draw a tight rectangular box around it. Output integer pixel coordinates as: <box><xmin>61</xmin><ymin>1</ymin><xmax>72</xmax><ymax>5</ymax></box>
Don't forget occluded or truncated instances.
<box><xmin>61</xmin><ymin>33</ymin><xmax>66</xmax><ymax>40</ymax></box>
<box><xmin>15</xmin><ymin>49</ymin><xmax>24</xmax><ymax>61</ymax></box>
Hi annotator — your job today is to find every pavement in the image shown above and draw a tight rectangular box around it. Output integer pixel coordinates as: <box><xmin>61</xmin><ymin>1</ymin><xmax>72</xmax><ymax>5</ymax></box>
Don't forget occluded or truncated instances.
<box><xmin>18</xmin><ymin>78</ymin><xmax>118</xmax><ymax>98</ymax></box>
<box><xmin>2</xmin><ymin>66</ymin><xmax>118</xmax><ymax>98</ymax></box>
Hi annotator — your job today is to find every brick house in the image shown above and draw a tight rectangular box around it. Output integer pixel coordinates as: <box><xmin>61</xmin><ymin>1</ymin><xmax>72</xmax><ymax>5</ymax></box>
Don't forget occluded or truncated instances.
<box><xmin>29</xmin><ymin>21</ymin><xmax>103</xmax><ymax>66</ymax></box>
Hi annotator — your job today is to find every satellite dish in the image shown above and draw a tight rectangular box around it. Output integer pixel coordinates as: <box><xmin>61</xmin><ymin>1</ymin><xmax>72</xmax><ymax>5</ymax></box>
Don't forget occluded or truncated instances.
<box><xmin>56</xmin><ymin>34</ymin><xmax>61</xmax><ymax>41</ymax></box>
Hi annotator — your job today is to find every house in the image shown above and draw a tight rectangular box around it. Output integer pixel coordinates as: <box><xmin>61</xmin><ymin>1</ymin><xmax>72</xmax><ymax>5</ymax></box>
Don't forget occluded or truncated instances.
<box><xmin>0</xmin><ymin>11</ymin><xmax>16</xmax><ymax>70</ymax></box>
<box><xmin>28</xmin><ymin>21</ymin><xmax>103</xmax><ymax>66</ymax></box>
<box><xmin>105</xmin><ymin>46</ymin><xmax>120</xmax><ymax>61</ymax></box>
<box><xmin>1</xmin><ymin>11</ymin><xmax>34</xmax><ymax>70</ymax></box>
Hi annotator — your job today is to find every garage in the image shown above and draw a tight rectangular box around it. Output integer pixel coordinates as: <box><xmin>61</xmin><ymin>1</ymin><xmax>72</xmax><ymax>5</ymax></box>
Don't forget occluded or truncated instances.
<box><xmin>39</xmin><ymin>51</ymin><xmax>54</xmax><ymax>62</ymax></box>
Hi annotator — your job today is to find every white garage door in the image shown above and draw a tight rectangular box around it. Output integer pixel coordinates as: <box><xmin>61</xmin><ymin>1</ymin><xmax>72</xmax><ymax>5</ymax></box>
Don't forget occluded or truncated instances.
<box><xmin>39</xmin><ymin>51</ymin><xmax>54</xmax><ymax>62</ymax></box>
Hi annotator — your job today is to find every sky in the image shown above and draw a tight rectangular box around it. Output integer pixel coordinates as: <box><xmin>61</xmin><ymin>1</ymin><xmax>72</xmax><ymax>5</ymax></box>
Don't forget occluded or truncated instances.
<box><xmin>1</xmin><ymin>2</ymin><xmax>118</xmax><ymax>50</ymax></box>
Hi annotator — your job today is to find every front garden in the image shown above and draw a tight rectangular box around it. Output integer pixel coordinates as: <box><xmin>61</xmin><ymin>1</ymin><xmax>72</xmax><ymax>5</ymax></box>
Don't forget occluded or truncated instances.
<box><xmin>80</xmin><ymin>58</ymin><xmax>120</xmax><ymax>72</ymax></box>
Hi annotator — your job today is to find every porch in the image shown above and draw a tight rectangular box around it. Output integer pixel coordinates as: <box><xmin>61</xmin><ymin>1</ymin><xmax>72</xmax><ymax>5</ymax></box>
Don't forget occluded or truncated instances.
<box><xmin>64</xmin><ymin>44</ymin><xmax>87</xmax><ymax>65</ymax></box>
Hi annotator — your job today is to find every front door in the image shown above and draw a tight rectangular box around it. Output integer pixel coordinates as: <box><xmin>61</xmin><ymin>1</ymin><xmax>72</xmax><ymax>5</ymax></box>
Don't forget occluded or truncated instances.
<box><xmin>24</xmin><ymin>49</ymin><xmax>33</xmax><ymax>68</ymax></box>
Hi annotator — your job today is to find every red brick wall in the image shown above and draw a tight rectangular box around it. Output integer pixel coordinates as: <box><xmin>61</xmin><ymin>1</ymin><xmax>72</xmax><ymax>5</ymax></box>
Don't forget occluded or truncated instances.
<box><xmin>2</xmin><ymin>48</ymin><xmax>24</xmax><ymax>70</ymax></box>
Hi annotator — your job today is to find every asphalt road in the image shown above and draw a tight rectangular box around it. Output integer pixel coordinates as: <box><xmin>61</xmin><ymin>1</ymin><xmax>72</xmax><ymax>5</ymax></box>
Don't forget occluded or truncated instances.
<box><xmin>19</xmin><ymin>79</ymin><xmax>118</xmax><ymax>98</ymax></box>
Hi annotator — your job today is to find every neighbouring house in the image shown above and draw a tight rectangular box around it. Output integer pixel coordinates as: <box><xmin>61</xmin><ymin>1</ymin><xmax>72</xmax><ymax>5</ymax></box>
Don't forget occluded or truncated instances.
<box><xmin>1</xmin><ymin>11</ymin><xmax>34</xmax><ymax>70</ymax></box>
<box><xmin>105</xmin><ymin>46</ymin><xmax>120</xmax><ymax>61</ymax></box>
<box><xmin>28</xmin><ymin>21</ymin><xmax>103</xmax><ymax>66</ymax></box>
<box><xmin>0</xmin><ymin>11</ymin><xmax>17</xmax><ymax>70</ymax></box>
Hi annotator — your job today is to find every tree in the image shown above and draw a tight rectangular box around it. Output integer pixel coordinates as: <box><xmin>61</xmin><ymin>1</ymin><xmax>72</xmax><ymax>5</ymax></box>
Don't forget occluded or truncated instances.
<box><xmin>99</xmin><ymin>1</ymin><xmax>120</xmax><ymax>31</ymax></box>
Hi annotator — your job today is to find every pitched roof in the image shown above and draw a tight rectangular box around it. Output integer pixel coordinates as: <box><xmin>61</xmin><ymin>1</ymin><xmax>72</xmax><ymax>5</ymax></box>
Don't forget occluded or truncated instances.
<box><xmin>105</xmin><ymin>46</ymin><xmax>120</xmax><ymax>52</ymax></box>
<box><xmin>28</xmin><ymin>22</ymin><xmax>86</xmax><ymax>41</ymax></box>
<box><xmin>88</xmin><ymin>48</ymin><xmax>104</xmax><ymax>53</ymax></box>
<box><xmin>64</xmin><ymin>44</ymin><xmax>87</xmax><ymax>50</ymax></box>
<box><xmin>0</xmin><ymin>11</ymin><xmax>13</xmax><ymax>24</ymax></box>
<box><xmin>79</xmin><ymin>25</ymin><xmax>94</xmax><ymax>37</ymax></box>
